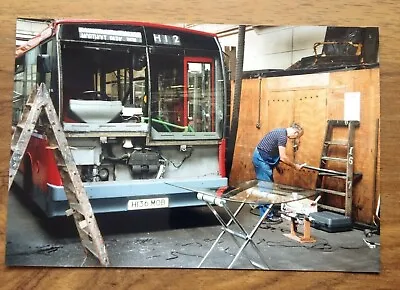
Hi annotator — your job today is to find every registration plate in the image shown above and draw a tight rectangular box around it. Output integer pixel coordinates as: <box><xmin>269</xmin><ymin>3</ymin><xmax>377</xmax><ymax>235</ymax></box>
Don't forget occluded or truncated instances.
<box><xmin>127</xmin><ymin>197</ymin><xmax>169</xmax><ymax>210</ymax></box>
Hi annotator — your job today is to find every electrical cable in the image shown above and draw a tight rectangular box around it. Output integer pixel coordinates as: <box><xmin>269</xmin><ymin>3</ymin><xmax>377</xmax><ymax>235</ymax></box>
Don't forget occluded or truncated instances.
<box><xmin>160</xmin><ymin>147</ymin><xmax>193</xmax><ymax>169</ymax></box>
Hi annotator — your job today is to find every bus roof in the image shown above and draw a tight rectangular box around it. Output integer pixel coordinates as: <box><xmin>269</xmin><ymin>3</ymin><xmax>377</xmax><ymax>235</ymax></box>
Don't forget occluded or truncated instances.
<box><xmin>16</xmin><ymin>19</ymin><xmax>217</xmax><ymax>58</ymax></box>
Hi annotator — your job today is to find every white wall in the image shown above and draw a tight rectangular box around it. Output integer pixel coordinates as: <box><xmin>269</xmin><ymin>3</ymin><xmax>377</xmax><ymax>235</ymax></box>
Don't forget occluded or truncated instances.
<box><xmin>16</xmin><ymin>19</ymin><xmax>49</xmax><ymax>46</ymax></box>
<box><xmin>187</xmin><ymin>25</ymin><xmax>328</xmax><ymax>71</ymax></box>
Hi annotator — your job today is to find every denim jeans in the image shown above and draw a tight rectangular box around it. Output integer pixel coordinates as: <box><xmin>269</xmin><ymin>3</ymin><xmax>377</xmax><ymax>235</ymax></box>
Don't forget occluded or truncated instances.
<box><xmin>252</xmin><ymin>148</ymin><xmax>279</xmax><ymax>218</ymax></box>
<box><xmin>252</xmin><ymin>148</ymin><xmax>274</xmax><ymax>182</ymax></box>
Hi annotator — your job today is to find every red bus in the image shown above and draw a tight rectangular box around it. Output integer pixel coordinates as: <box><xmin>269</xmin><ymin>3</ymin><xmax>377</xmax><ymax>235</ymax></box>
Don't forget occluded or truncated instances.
<box><xmin>12</xmin><ymin>19</ymin><xmax>229</xmax><ymax>217</ymax></box>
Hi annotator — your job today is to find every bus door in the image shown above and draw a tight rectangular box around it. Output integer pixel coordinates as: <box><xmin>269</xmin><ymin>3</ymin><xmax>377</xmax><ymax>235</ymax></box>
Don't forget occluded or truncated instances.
<box><xmin>183</xmin><ymin>56</ymin><xmax>214</xmax><ymax>133</ymax></box>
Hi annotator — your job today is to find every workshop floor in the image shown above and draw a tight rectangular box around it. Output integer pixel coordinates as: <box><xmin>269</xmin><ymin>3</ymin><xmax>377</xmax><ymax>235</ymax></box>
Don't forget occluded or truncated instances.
<box><xmin>5</xmin><ymin>189</ymin><xmax>380</xmax><ymax>272</ymax></box>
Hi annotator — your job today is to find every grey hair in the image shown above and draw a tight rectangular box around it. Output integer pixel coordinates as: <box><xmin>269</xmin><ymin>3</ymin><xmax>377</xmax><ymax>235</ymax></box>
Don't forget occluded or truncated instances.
<box><xmin>291</xmin><ymin>122</ymin><xmax>304</xmax><ymax>134</ymax></box>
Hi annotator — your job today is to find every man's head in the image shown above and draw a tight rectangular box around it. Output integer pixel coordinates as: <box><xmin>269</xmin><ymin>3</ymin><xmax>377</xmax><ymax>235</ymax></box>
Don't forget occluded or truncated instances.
<box><xmin>287</xmin><ymin>122</ymin><xmax>304</xmax><ymax>139</ymax></box>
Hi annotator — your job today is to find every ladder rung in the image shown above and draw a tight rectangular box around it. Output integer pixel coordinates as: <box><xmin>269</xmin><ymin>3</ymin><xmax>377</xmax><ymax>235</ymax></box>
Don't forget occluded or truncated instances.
<box><xmin>46</xmin><ymin>145</ymin><xmax>59</xmax><ymax>150</ymax></box>
<box><xmin>315</xmin><ymin>188</ymin><xmax>346</xmax><ymax>197</ymax></box>
<box><xmin>77</xmin><ymin>223</ymin><xmax>91</xmax><ymax>237</ymax></box>
<box><xmin>321</xmin><ymin>156</ymin><xmax>348</xmax><ymax>162</ymax></box>
<box><xmin>79</xmin><ymin>219</ymin><xmax>88</xmax><ymax>230</ymax></box>
<box><xmin>67</xmin><ymin>202</ymin><xmax>84</xmax><ymax>215</ymax></box>
<box><xmin>16</xmin><ymin>123</ymin><xmax>26</xmax><ymax>130</ymax></box>
<box><xmin>318</xmin><ymin>173</ymin><xmax>347</xmax><ymax>179</ymax></box>
<box><xmin>325</xmin><ymin>140</ymin><xmax>348</xmax><ymax>146</ymax></box>
<box><xmin>327</xmin><ymin>120</ymin><xmax>360</xmax><ymax>127</ymax></box>
<box><xmin>318</xmin><ymin>204</ymin><xmax>345</xmax><ymax>214</ymax></box>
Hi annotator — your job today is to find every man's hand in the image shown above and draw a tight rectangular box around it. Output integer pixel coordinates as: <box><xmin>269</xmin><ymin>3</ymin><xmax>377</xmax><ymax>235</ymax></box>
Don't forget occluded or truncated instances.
<box><xmin>295</xmin><ymin>163</ymin><xmax>307</xmax><ymax>170</ymax></box>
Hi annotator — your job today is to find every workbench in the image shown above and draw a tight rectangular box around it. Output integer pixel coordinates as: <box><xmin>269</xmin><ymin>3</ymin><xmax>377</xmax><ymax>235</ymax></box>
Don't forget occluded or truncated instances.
<box><xmin>194</xmin><ymin>180</ymin><xmax>317</xmax><ymax>269</ymax></box>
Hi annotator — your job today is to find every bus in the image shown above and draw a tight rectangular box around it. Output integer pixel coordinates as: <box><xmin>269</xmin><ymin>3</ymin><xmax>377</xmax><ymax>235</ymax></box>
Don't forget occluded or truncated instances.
<box><xmin>12</xmin><ymin>19</ymin><xmax>229</xmax><ymax>217</ymax></box>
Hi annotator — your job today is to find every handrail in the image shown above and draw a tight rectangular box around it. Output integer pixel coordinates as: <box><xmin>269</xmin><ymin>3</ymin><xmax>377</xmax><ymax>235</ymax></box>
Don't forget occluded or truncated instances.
<box><xmin>142</xmin><ymin>117</ymin><xmax>195</xmax><ymax>132</ymax></box>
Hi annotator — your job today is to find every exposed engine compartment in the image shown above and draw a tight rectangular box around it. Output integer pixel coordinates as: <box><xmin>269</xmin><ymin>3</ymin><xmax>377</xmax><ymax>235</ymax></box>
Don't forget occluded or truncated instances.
<box><xmin>69</xmin><ymin>137</ymin><xmax>169</xmax><ymax>182</ymax></box>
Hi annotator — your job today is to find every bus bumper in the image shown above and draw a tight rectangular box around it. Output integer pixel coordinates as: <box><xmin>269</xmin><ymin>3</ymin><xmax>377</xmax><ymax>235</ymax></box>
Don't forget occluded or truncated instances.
<box><xmin>45</xmin><ymin>177</ymin><xmax>228</xmax><ymax>217</ymax></box>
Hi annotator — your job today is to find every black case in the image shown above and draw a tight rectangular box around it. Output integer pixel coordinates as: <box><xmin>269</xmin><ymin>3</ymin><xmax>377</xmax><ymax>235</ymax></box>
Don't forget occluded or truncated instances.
<box><xmin>309</xmin><ymin>211</ymin><xmax>353</xmax><ymax>232</ymax></box>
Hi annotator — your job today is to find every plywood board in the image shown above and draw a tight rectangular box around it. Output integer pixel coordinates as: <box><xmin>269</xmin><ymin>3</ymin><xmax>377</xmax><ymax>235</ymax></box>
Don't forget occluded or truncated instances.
<box><xmin>267</xmin><ymin>90</ymin><xmax>294</xmax><ymax>185</ymax></box>
<box><xmin>230</xmin><ymin>79</ymin><xmax>265</xmax><ymax>184</ymax></box>
<box><xmin>267</xmin><ymin>72</ymin><xmax>330</xmax><ymax>91</ymax></box>
<box><xmin>292</xmin><ymin>89</ymin><xmax>327</xmax><ymax>189</ymax></box>
<box><xmin>324</xmin><ymin>69</ymin><xmax>380</xmax><ymax>222</ymax></box>
<box><xmin>230</xmin><ymin>68</ymin><xmax>380</xmax><ymax>223</ymax></box>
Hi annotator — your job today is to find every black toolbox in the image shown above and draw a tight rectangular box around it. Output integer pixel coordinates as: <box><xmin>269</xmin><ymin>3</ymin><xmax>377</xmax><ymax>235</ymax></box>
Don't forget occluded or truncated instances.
<box><xmin>309</xmin><ymin>211</ymin><xmax>353</xmax><ymax>233</ymax></box>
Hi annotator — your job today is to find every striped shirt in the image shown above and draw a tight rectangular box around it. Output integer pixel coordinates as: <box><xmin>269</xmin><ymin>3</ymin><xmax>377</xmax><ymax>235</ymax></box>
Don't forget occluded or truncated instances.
<box><xmin>257</xmin><ymin>128</ymin><xmax>287</xmax><ymax>161</ymax></box>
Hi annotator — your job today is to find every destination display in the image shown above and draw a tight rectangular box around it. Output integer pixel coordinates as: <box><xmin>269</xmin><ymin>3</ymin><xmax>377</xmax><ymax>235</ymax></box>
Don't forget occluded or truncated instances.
<box><xmin>153</xmin><ymin>33</ymin><xmax>181</xmax><ymax>46</ymax></box>
<box><xmin>78</xmin><ymin>27</ymin><xmax>143</xmax><ymax>43</ymax></box>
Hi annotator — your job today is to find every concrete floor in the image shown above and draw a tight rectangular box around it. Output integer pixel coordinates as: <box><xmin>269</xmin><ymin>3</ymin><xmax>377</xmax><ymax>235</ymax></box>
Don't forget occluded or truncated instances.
<box><xmin>5</xmin><ymin>187</ymin><xmax>380</xmax><ymax>272</ymax></box>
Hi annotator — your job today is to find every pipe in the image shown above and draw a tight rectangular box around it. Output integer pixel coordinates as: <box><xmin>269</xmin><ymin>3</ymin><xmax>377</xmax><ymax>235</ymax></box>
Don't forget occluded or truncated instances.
<box><xmin>226</xmin><ymin>24</ymin><xmax>246</xmax><ymax>178</ymax></box>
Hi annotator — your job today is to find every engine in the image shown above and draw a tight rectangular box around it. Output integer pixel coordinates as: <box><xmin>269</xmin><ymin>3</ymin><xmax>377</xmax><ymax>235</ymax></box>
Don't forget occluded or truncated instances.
<box><xmin>68</xmin><ymin>137</ymin><xmax>165</xmax><ymax>182</ymax></box>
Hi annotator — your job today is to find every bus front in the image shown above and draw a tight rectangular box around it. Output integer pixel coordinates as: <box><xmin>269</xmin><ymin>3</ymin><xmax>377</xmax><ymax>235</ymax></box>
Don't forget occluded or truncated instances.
<box><xmin>43</xmin><ymin>21</ymin><xmax>228</xmax><ymax>216</ymax></box>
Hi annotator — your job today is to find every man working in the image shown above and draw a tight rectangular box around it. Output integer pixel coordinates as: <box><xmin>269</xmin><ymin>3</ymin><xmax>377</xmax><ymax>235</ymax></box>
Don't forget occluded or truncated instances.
<box><xmin>252</xmin><ymin>123</ymin><xmax>306</xmax><ymax>221</ymax></box>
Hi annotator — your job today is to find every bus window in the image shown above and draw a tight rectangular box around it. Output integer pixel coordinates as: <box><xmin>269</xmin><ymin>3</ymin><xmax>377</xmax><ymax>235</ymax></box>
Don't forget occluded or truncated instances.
<box><xmin>187</xmin><ymin>61</ymin><xmax>213</xmax><ymax>132</ymax></box>
<box><xmin>13</xmin><ymin>46</ymin><xmax>40</xmax><ymax>126</ymax></box>
<box><xmin>62</xmin><ymin>43</ymin><xmax>147</xmax><ymax>122</ymax></box>
<box><xmin>149</xmin><ymin>53</ymin><xmax>184</xmax><ymax>132</ymax></box>
<box><xmin>26</xmin><ymin>47</ymin><xmax>39</xmax><ymax>98</ymax></box>
<box><xmin>149</xmin><ymin>52</ymin><xmax>224</xmax><ymax>140</ymax></box>
<box><xmin>13</xmin><ymin>58</ymin><xmax>25</xmax><ymax>125</ymax></box>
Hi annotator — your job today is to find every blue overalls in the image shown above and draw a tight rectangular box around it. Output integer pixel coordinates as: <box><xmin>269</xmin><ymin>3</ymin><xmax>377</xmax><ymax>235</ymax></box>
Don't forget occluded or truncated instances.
<box><xmin>252</xmin><ymin>148</ymin><xmax>280</xmax><ymax>218</ymax></box>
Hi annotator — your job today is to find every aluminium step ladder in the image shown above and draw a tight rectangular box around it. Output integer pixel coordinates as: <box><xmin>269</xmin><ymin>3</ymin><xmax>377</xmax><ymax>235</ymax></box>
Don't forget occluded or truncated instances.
<box><xmin>305</xmin><ymin>120</ymin><xmax>362</xmax><ymax>217</ymax></box>
<box><xmin>9</xmin><ymin>83</ymin><xmax>110</xmax><ymax>267</ymax></box>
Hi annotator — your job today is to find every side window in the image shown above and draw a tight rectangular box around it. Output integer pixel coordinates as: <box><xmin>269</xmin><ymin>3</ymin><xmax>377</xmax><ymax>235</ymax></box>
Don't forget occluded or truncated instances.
<box><xmin>26</xmin><ymin>47</ymin><xmax>39</xmax><ymax>97</ymax></box>
<box><xmin>12</xmin><ymin>47</ymin><xmax>39</xmax><ymax>125</ymax></box>
<box><xmin>12</xmin><ymin>57</ymin><xmax>25</xmax><ymax>125</ymax></box>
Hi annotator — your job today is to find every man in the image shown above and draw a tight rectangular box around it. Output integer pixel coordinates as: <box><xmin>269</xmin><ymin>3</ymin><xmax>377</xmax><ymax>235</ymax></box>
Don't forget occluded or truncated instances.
<box><xmin>252</xmin><ymin>123</ymin><xmax>306</xmax><ymax>221</ymax></box>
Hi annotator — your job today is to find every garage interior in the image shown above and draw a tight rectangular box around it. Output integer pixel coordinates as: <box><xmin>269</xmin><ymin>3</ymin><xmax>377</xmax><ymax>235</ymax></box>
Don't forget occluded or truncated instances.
<box><xmin>6</xmin><ymin>20</ymin><xmax>380</xmax><ymax>272</ymax></box>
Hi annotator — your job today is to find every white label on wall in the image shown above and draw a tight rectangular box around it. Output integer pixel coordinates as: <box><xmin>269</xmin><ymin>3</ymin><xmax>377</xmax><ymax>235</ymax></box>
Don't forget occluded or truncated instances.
<box><xmin>344</xmin><ymin>92</ymin><xmax>361</xmax><ymax>121</ymax></box>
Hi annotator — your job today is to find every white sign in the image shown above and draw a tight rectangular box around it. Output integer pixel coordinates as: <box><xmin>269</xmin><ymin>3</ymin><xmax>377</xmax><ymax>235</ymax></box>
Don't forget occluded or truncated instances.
<box><xmin>127</xmin><ymin>197</ymin><xmax>169</xmax><ymax>210</ymax></box>
<box><xmin>344</xmin><ymin>92</ymin><xmax>361</xmax><ymax>121</ymax></box>
<box><xmin>153</xmin><ymin>33</ymin><xmax>181</xmax><ymax>45</ymax></box>
<box><xmin>78</xmin><ymin>27</ymin><xmax>143</xmax><ymax>43</ymax></box>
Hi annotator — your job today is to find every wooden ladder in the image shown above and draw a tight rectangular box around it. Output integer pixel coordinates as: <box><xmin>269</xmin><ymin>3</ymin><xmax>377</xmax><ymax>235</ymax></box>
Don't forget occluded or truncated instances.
<box><xmin>9</xmin><ymin>83</ymin><xmax>110</xmax><ymax>267</ymax></box>
<box><xmin>316</xmin><ymin>120</ymin><xmax>362</xmax><ymax>217</ymax></box>
<box><xmin>305</xmin><ymin>120</ymin><xmax>362</xmax><ymax>217</ymax></box>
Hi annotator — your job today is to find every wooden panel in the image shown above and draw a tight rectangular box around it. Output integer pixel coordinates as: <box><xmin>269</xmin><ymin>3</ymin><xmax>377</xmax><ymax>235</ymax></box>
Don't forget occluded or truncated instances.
<box><xmin>230</xmin><ymin>68</ymin><xmax>380</xmax><ymax>223</ymax></box>
<box><xmin>351</xmin><ymin>69</ymin><xmax>380</xmax><ymax>223</ymax></box>
<box><xmin>267</xmin><ymin>90</ymin><xmax>294</xmax><ymax>185</ymax></box>
<box><xmin>324</xmin><ymin>69</ymin><xmax>380</xmax><ymax>223</ymax></box>
<box><xmin>229</xmin><ymin>78</ymin><xmax>265</xmax><ymax>185</ymax></box>
<box><xmin>267</xmin><ymin>72</ymin><xmax>330</xmax><ymax>91</ymax></box>
<box><xmin>292</xmin><ymin>89</ymin><xmax>327</xmax><ymax>189</ymax></box>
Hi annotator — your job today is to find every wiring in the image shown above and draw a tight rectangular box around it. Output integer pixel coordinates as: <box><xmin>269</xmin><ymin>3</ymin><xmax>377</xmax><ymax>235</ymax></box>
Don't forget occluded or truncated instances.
<box><xmin>160</xmin><ymin>146</ymin><xmax>194</xmax><ymax>169</ymax></box>
<box><xmin>254</xmin><ymin>237</ymin><xmax>366</xmax><ymax>252</ymax></box>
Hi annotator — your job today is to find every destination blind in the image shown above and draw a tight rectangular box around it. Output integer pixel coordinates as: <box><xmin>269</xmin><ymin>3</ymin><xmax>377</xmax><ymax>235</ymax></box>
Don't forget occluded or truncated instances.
<box><xmin>78</xmin><ymin>27</ymin><xmax>143</xmax><ymax>43</ymax></box>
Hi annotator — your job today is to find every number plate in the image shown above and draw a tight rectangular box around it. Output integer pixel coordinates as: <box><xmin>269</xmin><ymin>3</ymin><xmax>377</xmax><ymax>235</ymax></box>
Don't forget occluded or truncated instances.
<box><xmin>127</xmin><ymin>198</ymin><xmax>169</xmax><ymax>210</ymax></box>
